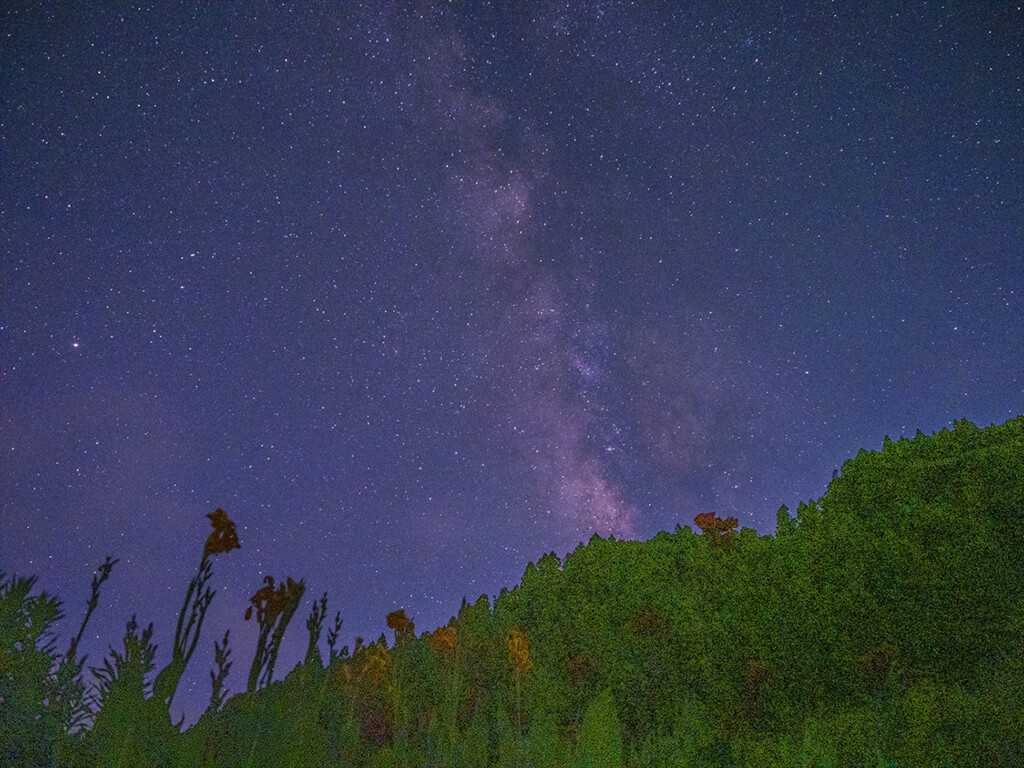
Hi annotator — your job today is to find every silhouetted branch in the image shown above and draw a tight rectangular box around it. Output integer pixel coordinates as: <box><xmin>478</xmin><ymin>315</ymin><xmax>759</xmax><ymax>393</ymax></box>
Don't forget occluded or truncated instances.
<box><xmin>326</xmin><ymin>610</ymin><xmax>344</xmax><ymax>664</ymax></box>
<box><xmin>207</xmin><ymin>629</ymin><xmax>233</xmax><ymax>713</ymax></box>
<box><xmin>245</xmin><ymin>575</ymin><xmax>306</xmax><ymax>692</ymax></box>
<box><xmin>67</xmin><ymin>555</ymin><xmax>118</xmax><ymax>662</ymax></box>
<box><xmin>152</xmin><ymin>509</ymin><xmax>239</xmax><ymax>711</ymax></box>
<box><xmin>304</xmin><ymin>591</ymin><xmax>329</xmax><ymax>667</ymax></box>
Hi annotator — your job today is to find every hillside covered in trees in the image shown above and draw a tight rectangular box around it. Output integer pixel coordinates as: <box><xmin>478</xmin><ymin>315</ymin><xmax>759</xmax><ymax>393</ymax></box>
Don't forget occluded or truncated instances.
<box><xmin>3</xmin><ymin>416</ymin><xmax>1023</xmax><ymax>767</ymax></box>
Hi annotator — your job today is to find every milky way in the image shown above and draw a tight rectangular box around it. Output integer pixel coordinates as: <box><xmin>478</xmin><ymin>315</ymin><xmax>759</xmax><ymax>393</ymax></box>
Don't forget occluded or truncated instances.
<box><xmin>2</xmin><ymin>2</ymin><xmax>1021</xmax><ymax>724</ymax></box>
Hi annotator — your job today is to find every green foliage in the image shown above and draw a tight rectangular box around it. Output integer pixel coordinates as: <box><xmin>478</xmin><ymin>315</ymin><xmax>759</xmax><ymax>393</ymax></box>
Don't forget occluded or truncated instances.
<box><xmin>2</xmin><ymin>416</ymin><xmax>1023</xmax><ymax>766</ymax></box>
<box><xmin>573</xmin><ymin>687</ymin><xmax>624</xmax><ymax>768</ymax></box>
<box><xmin>526</xmin><ymin>711</ymin><xmax>567</xmax><ymax>768</ymax></box>
<box><xmin>0</xmin><ymin>573</ymin><xmax>65</xmax><ymax>768</ymax></box>
<box><xmin>84</xmin><ymin>615</ymin><xmax>180</xmax><ymax>768</ymax></box>
<box><xmin>457</xmin><ymin>702</ymin><xmax>491</xmax><ymax>767</ymax></box>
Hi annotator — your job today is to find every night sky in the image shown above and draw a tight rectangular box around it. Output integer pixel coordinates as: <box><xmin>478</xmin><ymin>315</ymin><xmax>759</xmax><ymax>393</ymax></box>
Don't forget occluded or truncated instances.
<box><xmin>2</xmin><ymin>2</ymin><xmax>1022</xmax><ymax>725</ymax></box>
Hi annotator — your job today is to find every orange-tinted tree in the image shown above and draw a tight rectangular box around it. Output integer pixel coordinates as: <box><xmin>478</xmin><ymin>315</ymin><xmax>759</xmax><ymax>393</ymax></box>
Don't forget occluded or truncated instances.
<box><xmin>386</xmin><ymin>608</ymin><xmax>416</xmax><ymax>646</ymax></box>
<box><xmin>244</xmin><ymin>574</ymin><xmax>305</xmax><ymax>692</ymax></box>
<box><xmin>694</xmin><ymin>511</ymin><xmax>739</xmax><ymax>548</ymax></box>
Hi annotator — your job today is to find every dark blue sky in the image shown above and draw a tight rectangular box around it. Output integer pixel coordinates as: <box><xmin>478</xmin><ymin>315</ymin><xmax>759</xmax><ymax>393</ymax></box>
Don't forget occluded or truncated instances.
<box><xmin>2</xmin><ymin>1</ymin><xmax>1021</xmax><ymax>725</ymax></box>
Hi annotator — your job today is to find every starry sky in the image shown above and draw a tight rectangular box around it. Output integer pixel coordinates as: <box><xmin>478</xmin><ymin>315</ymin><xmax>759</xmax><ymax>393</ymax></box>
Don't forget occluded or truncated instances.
<box><xmin>2</xmin><ymin>1</ymin><xmax>1022</xmax><ymax>725</ymax></box>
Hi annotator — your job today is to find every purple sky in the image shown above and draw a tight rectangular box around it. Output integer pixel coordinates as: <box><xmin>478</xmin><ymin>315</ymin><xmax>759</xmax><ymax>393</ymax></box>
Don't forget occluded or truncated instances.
<box><xmin>2</xmin><ymin>2</ymin><xmax>1021</xmax><ymax>725</ymax></box>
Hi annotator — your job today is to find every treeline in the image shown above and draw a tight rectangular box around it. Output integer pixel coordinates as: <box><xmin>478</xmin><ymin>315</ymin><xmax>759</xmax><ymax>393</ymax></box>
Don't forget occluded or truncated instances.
<box><xmin>2</xmin><ymin>416</ymin><xmax>1023</xmax><ymax>767</ymax></box>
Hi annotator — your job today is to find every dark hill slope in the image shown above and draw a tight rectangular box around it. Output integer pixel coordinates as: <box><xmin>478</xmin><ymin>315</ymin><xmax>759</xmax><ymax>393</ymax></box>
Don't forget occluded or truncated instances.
<box><xmin>6</xmin><ymin>416</ymin><xmax>1022</xmax><ymax>767</ymax></box>
<box><xmin>179</xmin><ymin>417</ymin><xmax>1022</xmax><ymax>767</ymax></box>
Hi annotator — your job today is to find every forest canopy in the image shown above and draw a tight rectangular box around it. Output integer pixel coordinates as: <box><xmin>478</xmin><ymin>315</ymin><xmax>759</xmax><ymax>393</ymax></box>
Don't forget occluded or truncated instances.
<box><xmin>2</xmin><ymin>416</ymin><xmax>1023</xmax><ymax>767</ymax></box>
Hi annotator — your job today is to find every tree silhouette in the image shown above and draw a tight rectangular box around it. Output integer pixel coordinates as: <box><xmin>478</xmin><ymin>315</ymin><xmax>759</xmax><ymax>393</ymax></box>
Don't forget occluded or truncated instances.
<box><xmin>151</xmin><ymin>509</ymin><xmax>239</xmax><ymax>714</ymax></box>
<box><xmin>694</xmin><ymin>511</ymin><xmax>739</xmax><ymax>547</ymax></box>
<box><xmin>244</xmin><ymin>574</ymin><xmax>306</xmax><ymax>692</ymax></box>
